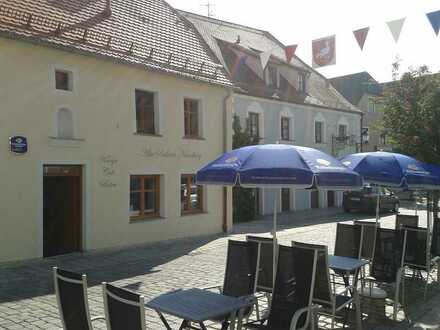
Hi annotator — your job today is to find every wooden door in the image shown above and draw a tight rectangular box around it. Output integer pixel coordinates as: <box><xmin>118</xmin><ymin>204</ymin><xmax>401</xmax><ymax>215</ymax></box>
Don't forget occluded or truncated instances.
<box><xmin>281</xmin><ymin>188</ymin><xmax>290</xmax><ymax>212</ymax></box>
<box><xmin>311</xmin><ymin>190</ymin><xmax>319</xmax><ymax>209</ymax></box>
<box><xmin>43</xmin><ymin>166</ymin><xmax>82</xmax><ymax>257</ymax></box>
<box><xmin>327</xmin><ymin>191</ymin><xmax>335</xmax><ymax>207</ymax></box>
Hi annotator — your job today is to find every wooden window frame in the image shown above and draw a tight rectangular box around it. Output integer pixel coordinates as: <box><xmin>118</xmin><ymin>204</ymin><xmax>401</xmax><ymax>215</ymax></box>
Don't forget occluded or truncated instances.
<box><xmin>130</xmin><ymin>175</ymin><xmax>160</xmax><ymax>220</ymax></box>
<box><xmin>135</xmin><ymin>90</ymin><xmax>156</xmax><ymax>135</ymax></box>
<box><xmin>281</xmin><ymin>117</ymin><xmax>290</xmax><ymax>141</ymax></box>
<box><xmin>184</xmin><ymin>98</ymin><xmax>200</xmax><ymax>138</ymax></box>
<box><xmin>248</xmin><ymin>112</ymin><xmax>260</xmax><ymax>139</ymax></box>
<box><xmin>181</xmin><ymin>174</ymin><xmax>204</xmax><ymax>215</ymax></box>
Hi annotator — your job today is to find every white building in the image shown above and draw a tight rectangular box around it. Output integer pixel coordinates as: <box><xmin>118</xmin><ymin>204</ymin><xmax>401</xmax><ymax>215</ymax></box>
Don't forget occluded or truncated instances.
<box><xmin>181</xmin><ymin>11</ymin><xmax>363</xmax><ymax>215</ymax></box>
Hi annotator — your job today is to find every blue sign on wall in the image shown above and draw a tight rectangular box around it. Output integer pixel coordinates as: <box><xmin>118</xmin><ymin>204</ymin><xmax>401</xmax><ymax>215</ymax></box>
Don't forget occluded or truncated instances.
<box><xmin>9</xmin><ymin>136</ymin><xmax>28</xmax><ymax>154</ymax></box>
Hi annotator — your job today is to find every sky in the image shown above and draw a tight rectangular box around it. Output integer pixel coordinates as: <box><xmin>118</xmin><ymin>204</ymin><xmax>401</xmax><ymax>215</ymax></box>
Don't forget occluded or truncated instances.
<box><xmin>167</xmin><ymin>0</ymin><xmax>440</xmax><ymax>82</ymax></box>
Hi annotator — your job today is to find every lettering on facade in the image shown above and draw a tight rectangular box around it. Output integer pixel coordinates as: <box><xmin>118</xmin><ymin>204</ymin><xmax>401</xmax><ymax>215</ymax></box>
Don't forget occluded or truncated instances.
<box><xmin>139</xmin><ymin>147</ymin><xmax>202</xmax><ymax>160</ymax></box>
<box><xmin>99</xmin><ymin>155</ymin><xmax>118</xmax><ymax>188</ymax></box>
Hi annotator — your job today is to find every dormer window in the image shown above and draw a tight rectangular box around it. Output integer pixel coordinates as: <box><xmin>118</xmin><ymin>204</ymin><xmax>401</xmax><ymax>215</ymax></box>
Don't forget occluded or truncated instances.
<box><xmin>266</xmin><ymin>65</ymin><xmax>279</xmax><ymax>88</ymax></box>
<box><xmin>298</xmin><ymin>73</ymin><xmax>306</xmax><ymax>93</ymax></box>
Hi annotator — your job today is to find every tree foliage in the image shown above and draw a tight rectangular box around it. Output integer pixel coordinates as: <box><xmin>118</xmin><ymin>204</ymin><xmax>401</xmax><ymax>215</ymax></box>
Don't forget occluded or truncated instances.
<box><xmin>232</xmin><ymin>115</ymin><xmax>259</xmax><ymax>223</ymax></box>
<box><xmin>381</xmin><ymin>65</ymin><xmax>440</xmax><ymax>216</ymax></box>
<box><xmin>381</xmin><ymin>65</ymin><xmax>440</xmax><ymax>164</ymax></box>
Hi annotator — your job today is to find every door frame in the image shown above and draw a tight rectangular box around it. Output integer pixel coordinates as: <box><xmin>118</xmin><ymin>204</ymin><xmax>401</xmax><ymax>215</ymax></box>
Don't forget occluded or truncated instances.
<box><xmin>38</xmin><ymin>161</ymin><xmax>90</xmax><ymax>258</ymax></box>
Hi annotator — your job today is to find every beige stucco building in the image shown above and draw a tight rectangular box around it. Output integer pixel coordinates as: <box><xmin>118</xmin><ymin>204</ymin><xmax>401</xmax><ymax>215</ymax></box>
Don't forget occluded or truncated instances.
<box><xmin>0</xmin><ymin>0</ymin><xmax>233</xmax><ymax>262</ymax></box>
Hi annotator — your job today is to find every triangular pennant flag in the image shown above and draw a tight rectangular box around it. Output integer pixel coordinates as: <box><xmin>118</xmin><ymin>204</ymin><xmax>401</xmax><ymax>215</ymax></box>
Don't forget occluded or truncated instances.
<box><xmin>427</xmin><ymin>10</ymin><xmax>440</xmax><ymax>36</ymax></box>
<box><xmin>353</xmin><ymin>27</ymin><xmax>370</xmax><ymax>50</ymax></box>
<box><xmin>285</xmin><ymin>45</ymin><xmax>298</xmax><ymax>63</ymax></box>
<box><xmin>387</xmin><ymin>18</ymin><xmax>406</xmax><ymax>43</ymax></box>
<box><xmin>260</xmin><ymin>49</ymin><xmax>272</xmax><ymax>71</ymax></box>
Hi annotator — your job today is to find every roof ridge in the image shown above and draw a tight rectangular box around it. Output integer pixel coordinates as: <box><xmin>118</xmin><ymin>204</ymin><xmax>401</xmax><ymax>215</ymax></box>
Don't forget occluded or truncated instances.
<box><xmin>177</xmin><ymin>9</ymin><xmax>271</xmax><ymax>36</ymax></box>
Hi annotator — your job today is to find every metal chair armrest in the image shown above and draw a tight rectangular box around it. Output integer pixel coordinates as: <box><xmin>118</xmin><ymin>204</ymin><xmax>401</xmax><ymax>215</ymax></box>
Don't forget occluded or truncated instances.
<box><xmin>336</xmin><ymin>285</ymin><xmax>354</xmax><ymax>296</ymax></box>
<box><xmin>290</xmin><ymin>304</ymin><xmax>320</xmax><ymax>330</ymax></box>
<box><xmin>202</xmin><ymin>285</ymin><xmax>223</xmax><ymax>293</ymax></box>
<box><xmin>91</xmin><ymin>315</ymin><xmax>106</xmax><ymax>322</ymax></box>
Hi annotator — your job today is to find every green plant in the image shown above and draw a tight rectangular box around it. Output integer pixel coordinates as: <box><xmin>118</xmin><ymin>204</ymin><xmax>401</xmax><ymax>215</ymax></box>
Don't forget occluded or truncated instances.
<box><xmin>232</xmin><ymin>115</ymin><xmax>259</xmax><ymax>223</ymax></box>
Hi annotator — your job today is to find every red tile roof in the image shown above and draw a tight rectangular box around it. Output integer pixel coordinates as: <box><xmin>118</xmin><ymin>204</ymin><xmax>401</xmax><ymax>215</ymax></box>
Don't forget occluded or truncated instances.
<box><xmin>0</xmin><ymin>0</ymin><xmax>231</xmax><ymax>86</ymax></box>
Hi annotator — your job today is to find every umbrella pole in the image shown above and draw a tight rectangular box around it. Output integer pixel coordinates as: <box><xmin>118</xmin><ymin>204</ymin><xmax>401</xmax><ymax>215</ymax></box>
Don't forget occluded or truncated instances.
<box><xmin>272</xmin><ymin>197</ymin><xmax>277</xmax><ymax>289</ymax></box>
<box><xmin>375</xmin><ymin>186</ymin><xmax>380</xmax><ymax>225</ymax></box>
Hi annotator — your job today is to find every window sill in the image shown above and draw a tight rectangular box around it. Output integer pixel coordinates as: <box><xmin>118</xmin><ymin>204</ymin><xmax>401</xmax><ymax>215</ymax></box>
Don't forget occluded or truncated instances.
<box><xmin>182</xmin><ymin>136</ymin><xmax>205</xmax><ymax>141</ymax></box>
<box><xmin>280</xmin><ymin>139</ymin><xmax>295</xmax><ymax>143</ymax></box>
<box><xmin>48</xmin><ymin>136</ymin><xmax>85</xmax><ymax>148</ymax></box>
<box><xmin>134</xmin><ymin>133</ymin><xmax>163</xmax><ymax>138</ymax></box>
<box><xmin>129</xmin><ymin>215</ymin><xmax>165</xmax><ymax>223</ymax></box>
<box><xmin>181</xmin><ymin>211</ymin><xmax>207</xmax><ymax>218</ymax></box>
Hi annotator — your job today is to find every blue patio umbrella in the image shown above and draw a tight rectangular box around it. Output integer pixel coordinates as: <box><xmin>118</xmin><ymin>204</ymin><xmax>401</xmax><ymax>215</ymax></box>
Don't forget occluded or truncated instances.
<box><xmin>197</xmin><ymin>144</ymin><xmax>363</xmax><ymax>284</ymax></box>
<box><xmin>340</xmin><ymin>151</ymin><xmax>439</xmax><ymax>224</ymax></box>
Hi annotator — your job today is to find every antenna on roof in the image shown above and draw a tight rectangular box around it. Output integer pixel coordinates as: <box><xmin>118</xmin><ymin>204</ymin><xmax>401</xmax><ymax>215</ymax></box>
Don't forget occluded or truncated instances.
<box><xmin>201</xmin><ymin>1</ymin><xmax>215</xmax><ymax>17</ymax></box>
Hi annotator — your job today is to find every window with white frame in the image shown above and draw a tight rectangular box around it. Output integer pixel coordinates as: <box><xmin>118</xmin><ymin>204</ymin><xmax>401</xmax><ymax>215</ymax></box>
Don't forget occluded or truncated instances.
<box><xmin>297</xmin><ymin>73</ymin><xmax>306</xmax><ymax>93</ymax></box>
<box><xmin>266</xmin><ymin>65</ymin><xmax>279</xmax><ymax>88</ymax></box>
<box><xmin>338</xmin><ymin>124</ymin><xmax>347</xmax><ymax>138</ymax></box>
<box><xmin>57</xmin><ymin>108</ymin><xmax>74</xmax><ymax>139</ymax></box>
<box><xmin>367</xmin><ymin>98</ymin><xmax>376</xmax><ymax>113</ymax></box>
<box><xmin>315</xmin><ymin>121</ymin><xmax>324</xmax><ymax>144</ymax></box>
<box><xmin>281</xmin><ymin>117</ymin><xmax>290</xmax><ymax>141</ymax></box>
<box><xmin>248</xmin><ymin>112</ymin><xmax>260</xmax><ymax>139</ymax></box>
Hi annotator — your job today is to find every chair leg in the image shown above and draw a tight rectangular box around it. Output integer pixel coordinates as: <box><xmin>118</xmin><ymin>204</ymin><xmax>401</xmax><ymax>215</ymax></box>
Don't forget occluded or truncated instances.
<box><xmin>254</xmin><ymin>298</ymin><xmax>260</xmax><ymax>320</ymax></box>
<box><xmin>220</xmin><ymin>321</ymin><xmax>230</xmax><ymax>330</ymax></box>
<box><xmin>355</xmin><ymin>292</ymin><xmax>362</xmax><ymax>330</ymax></box>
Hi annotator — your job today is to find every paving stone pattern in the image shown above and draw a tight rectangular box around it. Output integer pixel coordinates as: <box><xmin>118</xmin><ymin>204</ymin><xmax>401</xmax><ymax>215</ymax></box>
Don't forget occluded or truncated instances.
<box><xmin>0</xmin><ymin>207</ymin><xmax>439</xmax><ymax>329</ymax></box>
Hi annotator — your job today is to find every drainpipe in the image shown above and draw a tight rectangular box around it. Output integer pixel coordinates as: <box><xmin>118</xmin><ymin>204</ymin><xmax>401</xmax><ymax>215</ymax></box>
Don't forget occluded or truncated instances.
<box><xmin>359</xmin><ymin>112</ymin><xmax>364</xmax><ymax>153</ymax></box>
<box><xmin>222</xmin><ymin>88</ymin><xmax>233</xmax><ymax>233</ymax></box>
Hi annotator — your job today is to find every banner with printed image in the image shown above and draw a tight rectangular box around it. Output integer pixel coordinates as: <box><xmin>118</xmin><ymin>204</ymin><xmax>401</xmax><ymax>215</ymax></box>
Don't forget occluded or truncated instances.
<box><xmin>312</xmin><ymin>35</ymin><xmax>336</xmax><ymax>68</ymax></box>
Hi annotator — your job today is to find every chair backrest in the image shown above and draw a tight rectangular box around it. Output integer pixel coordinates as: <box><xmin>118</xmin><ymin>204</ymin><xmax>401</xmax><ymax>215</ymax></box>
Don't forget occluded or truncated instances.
<box><xmin>53</xmin><ymin>267</ymin><xmax>92</xmax><ymax>330</ymax></box>
<box><xmin>102</xmin><ymin>283</ymin><xmax>146</xmax><ymax>330</ymax></box>
<box><xmin>246</xmin><ymin>235</ymin><xmax>275</xmax><ymax>293</ymax></box>
<box><xmin>401</xmin><ymin>226</ymin><xmax>428</xmax><ymax>269</ymax></box>
<box><xmin>395</xmin><ymin>214</ymin><xmax>419</xmax><ymax>230</ymax></box>
<box><xmin>222</xmin><ymin>240</ymin><xmax>258</xmax><ymax>297</ymax></box>
<box><xmin>334</xmin><ymin>223</ymin><xmax>359</xmax><ymax>258</ymax></box>
<box><xmin>431</xmin><ymin>217</ymin><xmax>440</xmax><ymax>257</ymax></box>
<box><xmin>354</xmin><ymin>221</ymin><xmax>379</xmax><ymax>260</ymax></box>
<box><xmin>371</xmin><ymin>228</ymin><xmax>403</xmax><ymax>283</ymax></box>
<box><xmin>291</xmin><ymin>242</ymin><xmax>332</xmax><ymax>307</ymax></box>
<box><xmin>265</xmin><ymin>244</ymin><xmax>316</xmax><ymax>330</ymax></box>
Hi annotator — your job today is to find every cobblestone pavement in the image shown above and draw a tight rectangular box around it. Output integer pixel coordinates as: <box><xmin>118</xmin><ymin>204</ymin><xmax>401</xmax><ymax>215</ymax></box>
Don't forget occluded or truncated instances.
<box><xmin>0</xmin><ymin>207</ymin><xmax>439</xmax><ymax>329</ymax></box>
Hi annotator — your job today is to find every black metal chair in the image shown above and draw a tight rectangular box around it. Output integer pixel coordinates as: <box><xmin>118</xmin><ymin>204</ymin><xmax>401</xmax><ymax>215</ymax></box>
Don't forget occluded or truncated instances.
<box><xmin>354</xmin><ymin>221</ymin><xmax>379</xmax><ymax>261</ymax></box>
<box><xmin>395</xmin><ymin>214</ymin><xmax>419</xmax><ymax>230</ymax></box>
<box><xmin>205</xmin><ymin>240</ymin><xmax>258</xmax><ymax>328</ymax></box>
<box><xmin>102</xmin><ymin>282</ymin><xmax>146</xmax><ymax>330</ymax></box>
<box><xmin>246</xmin><ymin>236</ymin><xmax>276</xmax><ymax>293</ymax></box>
<box><xmin>53</xmin><ymin>267</ymin><xmax>105</xmax><ymax>330</ymax></box>
<box><xmin>334</xmin><ymin>223</ymin><xmax>359</xmax><ymax>258</ymax></box>
<box><xmin>294</xmin><ymin>242</ymin><xmax>361</xmax><ymax>329</ymax></box>
<box><xmin>400</xmin><ymin>225</ymin><xmax>440</xmax><ymax>300</ymax></box>
<box><xmin>245</xmin><ymin>245</ymin><xmax>318</xmax><ymax>330</ymax></box>
<box><xmin>369</xmin><ymin>228</ymin><xmax>404</xmax><ymax>320</ymax></box>
<box><xmin>431</xmin><ymin>217</ymin><xmax>440</xmax><ymax>257</ymax></box>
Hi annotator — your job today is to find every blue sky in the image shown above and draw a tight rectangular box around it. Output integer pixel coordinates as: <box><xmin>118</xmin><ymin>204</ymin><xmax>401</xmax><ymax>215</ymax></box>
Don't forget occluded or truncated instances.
<box><xmin>168</xmin><ymin>0</ymin><xmax>440</xmax><ymax>82</ymax></box>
